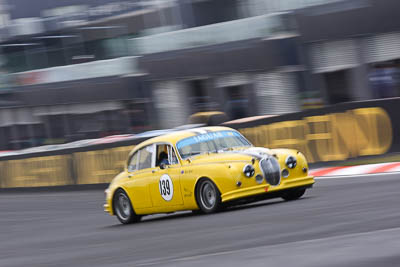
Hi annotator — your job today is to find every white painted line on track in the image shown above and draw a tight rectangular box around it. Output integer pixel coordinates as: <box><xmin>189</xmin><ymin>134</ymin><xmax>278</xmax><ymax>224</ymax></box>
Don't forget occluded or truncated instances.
<box><xmin>310</xmin><ymin>162</ymin><xmax>400</xmax><ymax>177</ymax></box>
<box><xmin>326</xmin><ymin>163</ymin><xmax>388</xmax><ymax>176</ymax></box>
<box><xmin>314</xmin><ymin>171</ymin><xmax>400</xmax><ymax>179</ymax></box>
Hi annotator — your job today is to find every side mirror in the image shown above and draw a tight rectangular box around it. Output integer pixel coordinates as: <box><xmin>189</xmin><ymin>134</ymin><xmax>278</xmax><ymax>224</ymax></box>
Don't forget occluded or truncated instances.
<box><xmin>160</xmin><ymin>163</ymin><xmax>167</xmax><ymax>170</ymax></box>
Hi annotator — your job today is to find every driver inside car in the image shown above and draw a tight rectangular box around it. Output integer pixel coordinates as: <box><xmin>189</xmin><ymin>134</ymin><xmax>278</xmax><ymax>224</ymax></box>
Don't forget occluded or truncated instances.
<box><xmin>158</xmin><ymin>151</ymin><xmax>169</xmax><ymax>166</ymax></box>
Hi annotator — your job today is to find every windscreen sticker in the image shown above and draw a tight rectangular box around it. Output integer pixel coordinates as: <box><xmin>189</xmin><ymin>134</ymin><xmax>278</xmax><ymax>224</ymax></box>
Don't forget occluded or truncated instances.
<box><xmin>159</xmin><ymin>174</ymin><xmax>174</xmax><ymax>201</ymax></box>
<box><xmin>177</xmin><ymin>131</ymin><xmax>240</xmax><ymax>149</ymax></box>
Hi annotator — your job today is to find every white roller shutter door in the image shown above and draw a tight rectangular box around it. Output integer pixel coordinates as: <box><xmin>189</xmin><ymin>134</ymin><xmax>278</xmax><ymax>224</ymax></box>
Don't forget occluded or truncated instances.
<box><xmin>310</xmin><ymin>39</ymin><xmax>359</xmax><ymax>73</ymax></box>
<box><xmin>153</xmin><ymin>80</ymin><xmax>190</xmax><ymax>128</ymax></box>
<box><xmin>365</xmin><ymin>32</ymin><xmax>400</xmax><ymax>63</ymax></box>
<box><xmin>0</xmin><ymin>108</ymin><xmax>42</xmax><ymax>126</ymax></box>
<box><xmin>215</xmin><ymin>73</ymin><xmax>250</xmax><ymax>88</ymax></box>
<box><xmin>254</xmin><ymin>71</ymin><xmax>300</xmax><ymax>115</ymax></box>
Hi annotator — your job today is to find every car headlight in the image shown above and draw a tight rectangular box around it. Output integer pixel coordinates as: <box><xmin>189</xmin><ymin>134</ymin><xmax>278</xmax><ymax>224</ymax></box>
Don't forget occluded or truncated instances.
<box><xmin>243</xmin><ymin>164</ymin><xmax>255</xmax><ymax>178</ymax></box>
<box><xmin>285</xmin><ymin>155</ymin><xmax>297</xmax><ymax>169</ymax></box>
<box><xmin>281</xmin><ymin>168</ymin><xmax>289</xmax><ymax>178</ymax></box>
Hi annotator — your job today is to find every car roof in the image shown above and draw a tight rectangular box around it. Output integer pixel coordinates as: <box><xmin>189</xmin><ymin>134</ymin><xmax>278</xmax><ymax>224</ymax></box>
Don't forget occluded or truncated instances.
<box><xmin>133</xmin><ymin>126</ymin><xmax>236</xmax><ymax>151</ymax></box>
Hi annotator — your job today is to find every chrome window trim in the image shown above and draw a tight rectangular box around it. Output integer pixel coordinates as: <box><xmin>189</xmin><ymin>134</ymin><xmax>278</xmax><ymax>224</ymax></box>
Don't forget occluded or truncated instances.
<box><xmin>127</xmin><ymin>151</ymin><xmax>140</xmax><ymax>173</ymax></box>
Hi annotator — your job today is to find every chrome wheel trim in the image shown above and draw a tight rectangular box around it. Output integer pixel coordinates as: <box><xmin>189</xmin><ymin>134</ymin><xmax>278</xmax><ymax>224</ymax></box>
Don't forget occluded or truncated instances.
<box><xmin>200</xmin><ymin>181</ymin><xmax>217</xmax><ymax>210</ymax></box>
<box><xmin>116</xmin><ymin>192</ymin><xmax>131</xmax><ymax>220</ymax></box>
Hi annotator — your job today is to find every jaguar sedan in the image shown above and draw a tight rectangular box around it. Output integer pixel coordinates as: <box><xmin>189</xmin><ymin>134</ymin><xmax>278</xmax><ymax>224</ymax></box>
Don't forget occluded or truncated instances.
<box><xmin>104</xmin><ymin>126</ymin><xmax>314</xmax><ymax>224</ymax></box>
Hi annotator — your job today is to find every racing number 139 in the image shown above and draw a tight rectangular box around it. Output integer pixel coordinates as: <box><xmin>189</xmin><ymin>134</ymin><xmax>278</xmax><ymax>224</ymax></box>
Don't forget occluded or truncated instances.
<box><xmin>159</xmin><ymin>174</ymin><xmax>174</xmax><ymax>201</ymax></box>
<box><xmin>159</xmin><ymin>179</ymin><xmax>170</xmax><ymax>196</ymax></box>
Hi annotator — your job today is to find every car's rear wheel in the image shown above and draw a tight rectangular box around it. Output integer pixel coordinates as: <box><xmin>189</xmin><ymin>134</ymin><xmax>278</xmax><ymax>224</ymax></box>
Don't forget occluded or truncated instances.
<box><xmin>113</xmin><ymin>189</ymin><xmax>141</xmax><ymax>224</ymax></box>
<box><xmin>196</xmin><ymin>179</ymin><xmax>222</xmax><ymax>214</ymax></box>
<box><xmin>281</xmin><ymin>188</ymin><xmax>306</xmax><ymax>201</ymax></box>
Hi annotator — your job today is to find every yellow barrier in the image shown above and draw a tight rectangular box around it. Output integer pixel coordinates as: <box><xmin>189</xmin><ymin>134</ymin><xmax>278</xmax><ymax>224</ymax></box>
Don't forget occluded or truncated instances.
<box><xmin>239</xmin><ymin>107</ymin><xmax>392</xmax><ymax>163</ymax></box>
<box><xmin>0</xmin><ymin>155</ymin><xmax>74</xmax><ymax>188</ymax></box>
<box><xmin>0</xmin><ymin>107</ymin><xmax>394</xmax><ymax>188</ymax></box>
<box><xmin>74</xmin><ymin>146</ymin><xmax>134</xmax><ymax>184</ymax></box>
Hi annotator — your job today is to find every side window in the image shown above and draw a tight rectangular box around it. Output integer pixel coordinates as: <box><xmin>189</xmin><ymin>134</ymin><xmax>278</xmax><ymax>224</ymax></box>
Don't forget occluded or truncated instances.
<box><xmin>138</xmin><ymin>145</ymin><xmax>154</xmax><ymax>170</ymax></box>
<box><xmin>156</xmin><ymin>144</ymin><xmax>169</xmax><ymax>167</ymax></box>
<box><xmin>128</xmin><ymin>152</ymin><xmax>138</xmax><ymax>172</ymax></box>
<box><xmin>156</xmin><ymin>144</ymin><xmax>180</xmax><ymax>166</ymax></box>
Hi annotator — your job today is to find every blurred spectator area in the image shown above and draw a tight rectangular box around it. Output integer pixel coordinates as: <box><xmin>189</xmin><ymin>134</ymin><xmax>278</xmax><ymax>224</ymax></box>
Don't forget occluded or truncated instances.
<box><xmin>0</xmin><ymin>0</ymin><xmax>400</xmax><ymax>150</ymax></box>
<box><xmin>369</xmin><ymin>61</ymin><xmax>400</xmax><ymax>99</ymax></box>
<box><xmin>0</xmin><ymin>101</ymin><xmax>152</xmax><ymax>150</ymax></box>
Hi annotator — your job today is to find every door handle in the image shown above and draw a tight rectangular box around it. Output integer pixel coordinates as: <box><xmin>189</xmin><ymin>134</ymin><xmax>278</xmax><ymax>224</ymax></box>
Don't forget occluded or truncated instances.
<box><xmin>152</xmin><ymin>170</ymin><xmax>157</xmax><ymax>173</ymax></box>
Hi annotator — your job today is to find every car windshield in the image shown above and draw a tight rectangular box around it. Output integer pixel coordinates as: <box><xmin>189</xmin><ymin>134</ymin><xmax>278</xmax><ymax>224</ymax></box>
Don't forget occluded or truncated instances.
<box><xmin>176</xmin><ymin>130</ymin><xmax>251</xmax><ymax>159</ymax></box>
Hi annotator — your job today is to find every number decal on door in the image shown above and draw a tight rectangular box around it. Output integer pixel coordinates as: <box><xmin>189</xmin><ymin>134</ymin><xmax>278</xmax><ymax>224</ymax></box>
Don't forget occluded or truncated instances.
<box><xmin>159</xmin><ymin>174</ymin><xmax>174</xmax><ymax>201</ymax></box>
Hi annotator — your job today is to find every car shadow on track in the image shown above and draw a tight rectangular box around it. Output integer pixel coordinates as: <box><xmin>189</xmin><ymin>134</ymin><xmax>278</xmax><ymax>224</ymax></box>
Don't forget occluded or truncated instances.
<box><xmin>220</xmin><ymin>196</ymin><xmax>314</xmax><ymax>213</ymax></box>
<box><xmin>103</xmin><ymin>196</ymin><xmax>314</xmax><ymax>228</ymax></box>
<box><xmin>103</xmin><ymin>212</ymin><xmax>195</xmax><ymax>229</ymax></box>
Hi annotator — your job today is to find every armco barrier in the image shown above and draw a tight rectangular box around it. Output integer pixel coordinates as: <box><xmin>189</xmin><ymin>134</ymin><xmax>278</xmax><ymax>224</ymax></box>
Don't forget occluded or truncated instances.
<box><xmin>0</xmin><ymin>98</ymin><xmax>399</xmax><ymax>188</ymax></box>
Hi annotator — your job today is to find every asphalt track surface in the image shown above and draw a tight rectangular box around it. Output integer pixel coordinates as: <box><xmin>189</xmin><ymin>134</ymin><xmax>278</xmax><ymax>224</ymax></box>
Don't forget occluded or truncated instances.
<box><xmin>1</xmin><ymin>173</ymin><xmax>400</xmax><ymax>267</ymax></box>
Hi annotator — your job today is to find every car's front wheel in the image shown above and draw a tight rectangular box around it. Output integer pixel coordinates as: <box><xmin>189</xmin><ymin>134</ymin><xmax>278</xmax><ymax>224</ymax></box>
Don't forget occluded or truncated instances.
<box><xmin>281</xmin><ymin>188</ymin><xmax>306</xmax><ymax>201</ymax></box>
<box><xmin>113</xmin><ymin>189</ymin><xmax>141</xmax><ymax>224</ymax></box>
<box><xmin>196</xmin><ymin>179</ymin><xmax>222</xmax><ymax>214</ymax></box>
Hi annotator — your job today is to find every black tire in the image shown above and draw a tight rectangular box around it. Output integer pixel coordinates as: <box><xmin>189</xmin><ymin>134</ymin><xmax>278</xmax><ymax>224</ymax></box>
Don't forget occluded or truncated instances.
<box><xmin>281</xmin><ymin>188</ymin><xmax>306</xmax><ymax>201</ymax></box>
<box><xmin>195</xmin><ymin>179</ymin><xmax>222</xmax><ymax>214</ymax></box>
<box><xmin>113</xmin><ymin>189</ymin><xmax>141</xmax><ymax>224</ymax></box>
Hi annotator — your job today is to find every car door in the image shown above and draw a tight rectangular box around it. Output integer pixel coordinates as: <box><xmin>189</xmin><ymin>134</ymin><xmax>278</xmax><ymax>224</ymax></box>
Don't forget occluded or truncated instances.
<box><xmin>149</xmin><ymin>144</ymin><xmax>184</xmax><ymax>211</ymax></box>
<box><xmin>124</xmin><ymin>145</ymin><xmax>155</xmax><ymax>211</ymax></box>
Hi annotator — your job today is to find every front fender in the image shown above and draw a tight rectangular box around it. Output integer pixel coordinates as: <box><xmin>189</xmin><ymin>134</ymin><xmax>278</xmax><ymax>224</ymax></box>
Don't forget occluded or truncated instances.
<box><xmin>192</xmin><ymin>162</ymin><xmax>245</xmax><ymax>196</ymax></box>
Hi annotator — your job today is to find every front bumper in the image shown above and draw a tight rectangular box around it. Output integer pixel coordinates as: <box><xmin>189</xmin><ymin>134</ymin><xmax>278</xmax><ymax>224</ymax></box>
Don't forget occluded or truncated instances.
<box><xmin>221</xmin><ymin>175</ymin><xmax>315</xmax><ymax>203</ymax></box>
<box><xmin>104</xmin><ymin>187</ymin><xmax>114</xmax><ymax>215</ymax></box>
<box><xmin>104</xmin><ymin>203</ymin><xmax>111</xmax><ymax>213</ymax></box>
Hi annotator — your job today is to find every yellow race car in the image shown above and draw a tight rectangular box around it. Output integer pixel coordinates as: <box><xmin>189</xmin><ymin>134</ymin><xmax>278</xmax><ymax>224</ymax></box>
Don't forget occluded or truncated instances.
<box><xmin>104</xmin><ymin>126</ymin><xmax>314</xmax><ymax>224</ymax></box>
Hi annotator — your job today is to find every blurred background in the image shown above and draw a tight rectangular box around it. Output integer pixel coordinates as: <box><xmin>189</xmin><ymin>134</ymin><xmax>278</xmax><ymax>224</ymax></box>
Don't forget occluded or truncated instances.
<box><xmin>0</xmin><ymin>0</ymin><xmax>399</xmax><ymax>151</ymax></box>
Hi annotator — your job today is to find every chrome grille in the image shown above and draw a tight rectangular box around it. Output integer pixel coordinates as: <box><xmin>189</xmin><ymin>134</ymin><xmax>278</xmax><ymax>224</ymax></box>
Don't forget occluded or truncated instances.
<box><xmin>260</xmin><ymin>157</ymin><xmax>281</xmax><ymax>186</ymax></box>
